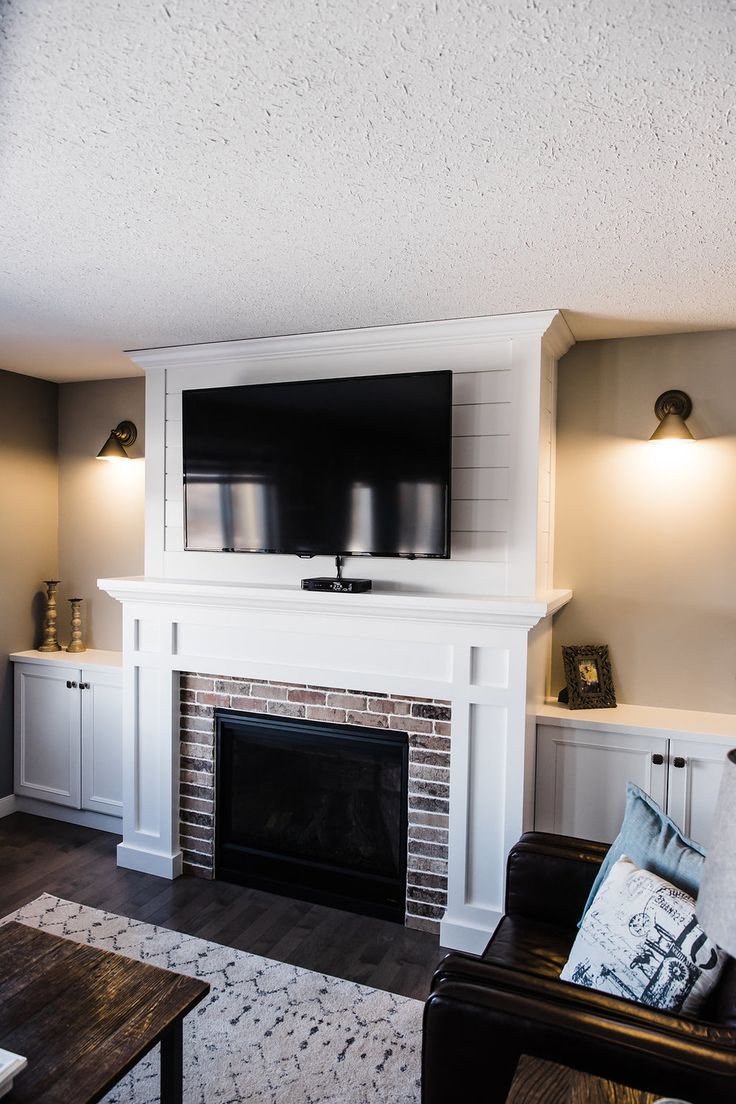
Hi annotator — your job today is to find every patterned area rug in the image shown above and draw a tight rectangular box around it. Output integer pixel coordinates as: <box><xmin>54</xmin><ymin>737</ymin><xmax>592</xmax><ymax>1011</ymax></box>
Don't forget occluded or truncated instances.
<box><xmin>3</xmin><ymin>894</ymin><xmax>423</xmax><ymax>1104</ymax></box>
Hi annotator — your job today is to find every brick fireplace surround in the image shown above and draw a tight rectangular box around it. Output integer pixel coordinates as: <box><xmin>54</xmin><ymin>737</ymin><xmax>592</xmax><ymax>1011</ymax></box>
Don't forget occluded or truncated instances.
<box><xmin>179</xmin><ymin>673</ymin><xmax>451</xmax><ymax>932</ymax></box>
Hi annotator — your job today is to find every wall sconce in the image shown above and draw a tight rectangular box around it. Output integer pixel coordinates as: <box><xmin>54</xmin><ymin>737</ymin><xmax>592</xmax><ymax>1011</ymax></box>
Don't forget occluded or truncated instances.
<box><xmin>96</xmin><ymin>420</ymin><xmax>138</xmax><ymax>460</ymax></box>
<box><xmin>649</xmin><ymin>390</ymin><xmax>695</xmax><ymax>441</ymax></box>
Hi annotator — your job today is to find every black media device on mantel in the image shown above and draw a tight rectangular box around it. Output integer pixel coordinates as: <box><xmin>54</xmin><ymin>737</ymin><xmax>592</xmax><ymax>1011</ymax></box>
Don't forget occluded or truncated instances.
<box><xmin>181</xmin><ymin>369</ymin><xmax>453</xmax><ymax>591</ymax></box>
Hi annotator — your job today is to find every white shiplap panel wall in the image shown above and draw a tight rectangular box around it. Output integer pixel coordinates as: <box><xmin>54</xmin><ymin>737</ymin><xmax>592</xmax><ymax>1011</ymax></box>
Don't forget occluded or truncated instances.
<box><xmin>450</xmin><ymin>369</ymin><xmax>510</xmax><ymax>567</ymax></box>
<box><xmin>164</xmin><ymin>368</ymin><xmax>510</xmax><ymax>577</ymax></box>
<box><xmin>135</xmin><ymin>313</ymin><xmax>572</xmax><ymax>596</ymax></box>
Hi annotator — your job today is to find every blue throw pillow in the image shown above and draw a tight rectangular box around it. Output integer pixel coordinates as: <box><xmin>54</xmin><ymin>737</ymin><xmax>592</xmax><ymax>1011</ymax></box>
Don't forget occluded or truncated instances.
<box><xmin>579</xmin><ymin>782</ymin><xmax>705</xmax><ymax>922</ymax></box>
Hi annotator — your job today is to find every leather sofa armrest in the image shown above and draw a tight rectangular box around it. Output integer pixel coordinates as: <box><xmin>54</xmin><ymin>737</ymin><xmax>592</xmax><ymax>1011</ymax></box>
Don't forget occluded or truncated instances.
<box><xmin>423</xmin><ymin>961</ymin><xmax>736</xmax><ymax>1104</ymax></box>
<box><xmin>504</xmin><ymin>831</ymin><xmax>609</xmax><ymax>927</ymax></box>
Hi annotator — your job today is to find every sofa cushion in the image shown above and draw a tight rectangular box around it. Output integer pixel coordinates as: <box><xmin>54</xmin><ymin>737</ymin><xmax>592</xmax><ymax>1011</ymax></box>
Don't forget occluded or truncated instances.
<box><xmin>580</xmin><ymin>783</ymin><xmax>705</xmax><ymax>921</ymax></box>
<box><xmin>563</xmin><ymin>856</ymin><xmax>726</xmax><ymax>1014</ymax></box>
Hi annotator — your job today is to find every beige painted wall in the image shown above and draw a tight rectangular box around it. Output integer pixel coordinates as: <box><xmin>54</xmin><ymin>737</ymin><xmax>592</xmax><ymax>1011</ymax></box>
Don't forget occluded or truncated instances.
<box><xmin>552</xmin><ymin>329</ymin><xmax>736</xmax><ymax>713</ymax></box>
<box><xmin>58</xmin><ymin>377</ymin><xmax>145</xmax><ymax>650</ymax></box>
<box><xmin>0</xmin><ymin>370</ymin><xmax>59</xmax><ymax>795</ymax></box>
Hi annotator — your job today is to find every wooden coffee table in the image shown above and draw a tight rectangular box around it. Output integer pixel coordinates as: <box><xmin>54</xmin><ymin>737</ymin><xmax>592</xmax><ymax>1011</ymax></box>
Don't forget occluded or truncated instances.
<box><xmin>506</xmin><ymin>1055</ymin><xmax>661</xmax><ymax>1103</ymax></box>
<box><xmin>0</xmin><ymin>921</ymin><xmax>210</xmax><ymax>1103</ymax></box>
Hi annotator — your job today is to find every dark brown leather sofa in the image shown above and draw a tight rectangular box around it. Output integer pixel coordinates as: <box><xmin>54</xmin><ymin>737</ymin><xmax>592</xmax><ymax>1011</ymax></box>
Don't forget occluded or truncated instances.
<box><xmin>422</xmin><ymin>832</ymin><xmax>736</xmax><ymax>1104</ymax></box>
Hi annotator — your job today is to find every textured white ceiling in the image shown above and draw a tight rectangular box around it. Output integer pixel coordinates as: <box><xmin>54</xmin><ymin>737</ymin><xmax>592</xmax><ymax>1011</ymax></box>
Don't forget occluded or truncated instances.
<box><xmin>1</xmin><ymin>0</ymin><xmax>735</xmax><ymax>381</ymax></box>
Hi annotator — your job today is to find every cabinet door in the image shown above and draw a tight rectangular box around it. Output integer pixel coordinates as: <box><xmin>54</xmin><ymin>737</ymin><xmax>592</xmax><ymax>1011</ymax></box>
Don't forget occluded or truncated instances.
<box><xmin>535</xmin><ymin>724</ymin><xmax>668</xmax><ymax>843</ymax></box>
<box><xmin>80</xmin><ymin>668</ymin><xmax>123</xmax><ymax>817</ymax></box>
<box><xmin>14</xmin><ymin>663</ymin><xmax>81</xmax><ymax>807</ymax></box>
<box><xmin>666</xmin><ymin>737</ymin><xmax>731</xmax><ymax>848</ymax></box>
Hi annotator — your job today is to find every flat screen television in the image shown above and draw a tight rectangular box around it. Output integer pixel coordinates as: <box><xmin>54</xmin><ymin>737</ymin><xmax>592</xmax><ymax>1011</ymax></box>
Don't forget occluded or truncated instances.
<box><xmin>182</xmin><ymin>369</ymin><xmax>452</xmax><ymax>558</ymax></box>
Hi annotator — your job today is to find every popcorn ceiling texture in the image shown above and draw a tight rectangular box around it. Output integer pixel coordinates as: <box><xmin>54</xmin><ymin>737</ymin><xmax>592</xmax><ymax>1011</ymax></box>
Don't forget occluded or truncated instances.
<box><xmin>1</xmin><ymin>0</ymin><xmax>735</xmax><ymax>376</ymax></box>
<box><xmin>179</xmin><ymin>674</ymin><xmax>451</xmax><ymax>933</ymax></box>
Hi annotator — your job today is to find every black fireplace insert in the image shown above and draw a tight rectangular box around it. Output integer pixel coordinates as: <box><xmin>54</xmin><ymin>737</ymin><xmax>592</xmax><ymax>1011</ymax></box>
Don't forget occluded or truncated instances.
<box><xmin>215</xmin><ymin>710</ymin><xmax>408</xmax><ymax>922</ymax></box>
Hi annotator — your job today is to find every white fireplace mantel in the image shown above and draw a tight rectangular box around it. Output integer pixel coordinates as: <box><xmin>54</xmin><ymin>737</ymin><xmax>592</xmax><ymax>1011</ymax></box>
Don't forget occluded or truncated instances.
<box><xmin>100</xmin><ymin>575</ymin><xmax>571</xmax><ymax>953</ymax></box>
<box><xmin>100</xmin><ymin>576</ymin><xmax>572</xmax><ymax>626</ymax></box>
<box><xmin>104</xmin><ymin>309</ymin><xmax>575</xmax><ymax>953</ymax></box>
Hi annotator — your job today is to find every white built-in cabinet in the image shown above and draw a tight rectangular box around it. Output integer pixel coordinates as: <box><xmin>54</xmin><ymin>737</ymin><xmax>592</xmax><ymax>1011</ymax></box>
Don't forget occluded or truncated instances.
<box><xmin>12</xmin><ymin>650</ymin><xmax>122</xmax><ymax>822</ymax></box>
<box><xmin>534</xmin><ymin>703</ymin><xmax>736</xmax><ymax>849</ymax></box>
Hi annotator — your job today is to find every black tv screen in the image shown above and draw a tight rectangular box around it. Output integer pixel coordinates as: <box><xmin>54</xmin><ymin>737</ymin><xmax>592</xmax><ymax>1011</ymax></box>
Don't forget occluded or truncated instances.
<box><xmin>182</xmin><ymin>370</ymin><xmax>452</xmax><ymax>558</ymax></box>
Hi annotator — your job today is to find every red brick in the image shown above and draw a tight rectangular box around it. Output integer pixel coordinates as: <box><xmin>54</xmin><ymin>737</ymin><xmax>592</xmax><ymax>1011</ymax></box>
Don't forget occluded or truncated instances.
<box><xmin>389</xmin><ymin>714</ymin><xmax>432</xmax><ymax>733</ymax></box>
<box><xmin>407</xmin><ymin>885</ymin><xmax>447</xmax><ymax>906</ymax></box>
<box><xmin>405</xmin><ymin>900</ymin><xmax>444</xmax><ymax>920</ymax></box>
<box><xmin>216</xmin><ymin>679</ymin><xmax>251</xmax><ymax>696</ymax></box>
<box><xmin>230</xmin><ymin>696</ymin><xmax>268</xmax><ymax>713</ymax></box>
<box><xmin>180</xmin><ymin>741</ymin><xmax>214</xmax><ymax>761</ymax></box>
<box><xmin>288</xmin><ymin>689</ymin><xmax>327</xmax><ymax>705</ymax></box>
<box><xmin>263</xmin><ymin>683</ymin><xmax>289</xmax><ymax>701</ymax></box>
<box><xmin>196</xmin><ymin>692</ymin><xmax>231</xmax><ymax>708</ymax></box>
<box><xmin>327</xmin><ymin>693</ymin><xmax>367</xmax><ymax>710</ymax></box>
<box><xmin>405</xmin><ymin>914</ymin><xmax>440</xmax><ymax>933</ymax></box>
<box><xmin>433</xmin><ymin>721</ymin><xmax>451</xmax><ymax>737</ymax></box>
<box><xmin>182</xmin><ymin>846</ymin><xmax>211</xmax><ymax>867</ymax></box>
<box><xmin>180</xmin><ymin>768</ymin><xmax>213</xmax><ymax>787</ymax></box>
<box><xmin>180</xmin><ymin>676</ymin><xmax>214</xmax><ymax>692</ymax></box>
<box><xmin>366</xmin><ymin>697</ymin><xmax>398</xmax><ymax>714</ymax></box>
<box><xmin>305</xmin><ymin>705</ymin><xmax>346</xmax><ymax>724</ymax></box>
<box><xmin>409</xmin><ymin>733</ymin><xmax>451</xmax><ymax>752</ymax></box>
<box><xmin>267</xmin><ymin>700</ymin><xmax>306</xmax><ymax>719</ymax></box>
<box><xmin>346</xmin><ymin>710</ymin><xmax>389</xmax><ymax>729</ymax></box>
<box><xmin>409</xmin><ymin>824</ymin><xmax>448</xmax><ymax>843</ymax></box>
<box><xmin>180</xmin><ymin>716</ymin><xmax>212</xmax><ymax>735</ymax></box>
<box><xmin>408</xmin><ymin>810</ymin><xmax>449</xmax><ymax>829</ymax></box>
<box><xmin>181</xmin><ymin>703</ymin><xmax>214</xmax><ymax>719</ymax></box>
<box><xmin>411</xmin><ymin>763</ymin><xmax>450</xmax><ymax>784</ymax></box>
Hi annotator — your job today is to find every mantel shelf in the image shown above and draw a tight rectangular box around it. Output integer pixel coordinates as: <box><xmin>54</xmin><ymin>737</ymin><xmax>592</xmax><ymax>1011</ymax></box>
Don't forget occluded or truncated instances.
<box><xmin>98</xmin><ymin>576</ymin><xmax>572</xmax><ymax>629</ymax></box>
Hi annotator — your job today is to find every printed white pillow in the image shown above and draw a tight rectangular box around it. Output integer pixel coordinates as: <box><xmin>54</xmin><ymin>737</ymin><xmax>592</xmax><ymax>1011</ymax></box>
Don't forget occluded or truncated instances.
<box><xmin>560</xmin><ymin>855</ymin><xmax>725</xmax><ymax>1014</ymax></box>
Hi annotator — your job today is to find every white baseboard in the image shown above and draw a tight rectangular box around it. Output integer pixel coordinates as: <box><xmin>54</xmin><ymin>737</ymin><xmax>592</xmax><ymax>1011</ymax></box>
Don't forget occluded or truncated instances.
<box><xmin>0</xmin><ymin>794</ymin><xmax>16</xmax><ymax>818</ymax></box>
<box><xmin>13</xmin><ymin>797</ymin><xmax>121</xmax><ymax>835</ymax></box>
<box><xmin>440</xmin><ymin>910</ymin><xmax>501</xmax><ymax>955</ymax></box>
<box><xmin>117</xmin><ymin>842</ymin><xmax>183</xmax><ymax>879</ymax></box>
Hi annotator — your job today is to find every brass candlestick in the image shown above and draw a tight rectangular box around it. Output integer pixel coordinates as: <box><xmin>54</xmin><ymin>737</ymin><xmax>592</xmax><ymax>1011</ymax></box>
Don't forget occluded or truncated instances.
<box><xmin>67</xmin><ymin>597</ymin><xmax>86</xmax><ymax>653</ymax></box>
<box><xmin>38</xmin><ymin>580</ymin><xmax>62</xmax><ymax>652</ymax></box>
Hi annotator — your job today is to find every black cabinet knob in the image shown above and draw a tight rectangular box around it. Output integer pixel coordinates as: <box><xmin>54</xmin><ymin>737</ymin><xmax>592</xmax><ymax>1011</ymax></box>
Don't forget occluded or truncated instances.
<box><xmin>673</xmin><ymin>756</ymin><xmax>687</xmax><ymax>768</ymax></box>
<box><xmin>66</xmin><ymin>680</ymin><xmax>78</xmax><ymax>689</ymax></box>
<box><xmin>652</xmin><ymin>753</ymin><xmax>664</xmax><ymax>765</ymax></box>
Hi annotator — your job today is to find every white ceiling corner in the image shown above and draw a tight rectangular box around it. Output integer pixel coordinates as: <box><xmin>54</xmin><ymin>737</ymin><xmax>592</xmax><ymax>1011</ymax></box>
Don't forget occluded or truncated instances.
<box><xmin>1</xmin><ymin>0</ymin><xmax>734</xmax><ymax>382</ymax></box>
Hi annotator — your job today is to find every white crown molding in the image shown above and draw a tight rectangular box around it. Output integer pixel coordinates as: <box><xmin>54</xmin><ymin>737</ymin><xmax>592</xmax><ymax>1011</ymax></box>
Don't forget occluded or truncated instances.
<box><xmin>542</xmin><ymin>311</ymin><xmax>576</xmax><ymax>360</ymax></box>
<box><xmin>127</xmin><ymin>310</ymin><xmax>570</xmax><ymax>373</ymax></box>
<box><xmin>98</xmin><ymin>576</ymin><xmax>572</xmax><ymax>629</ymax></box>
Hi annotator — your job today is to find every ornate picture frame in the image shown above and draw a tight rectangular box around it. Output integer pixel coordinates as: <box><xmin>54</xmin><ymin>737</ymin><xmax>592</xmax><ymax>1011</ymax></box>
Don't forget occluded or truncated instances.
<box><xmin>561</xmin><ymin>644</ymin><xmax>617</xmax><ymax>709</ymax></box>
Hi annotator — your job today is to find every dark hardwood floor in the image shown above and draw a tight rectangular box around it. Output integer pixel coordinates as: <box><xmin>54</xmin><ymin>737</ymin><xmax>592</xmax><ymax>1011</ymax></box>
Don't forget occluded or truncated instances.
<box><xmin>0</xmin><ymin>812</ymin><xmax>445</xmax><ymax>1000</ymax></box>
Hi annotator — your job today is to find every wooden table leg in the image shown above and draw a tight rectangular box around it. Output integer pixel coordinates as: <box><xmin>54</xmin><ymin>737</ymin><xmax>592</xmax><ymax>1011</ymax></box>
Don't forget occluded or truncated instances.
<box><xmin>160</xmin><ymin>1018</ymin><xmax>183</xmax><ymax>1104</ymax></box>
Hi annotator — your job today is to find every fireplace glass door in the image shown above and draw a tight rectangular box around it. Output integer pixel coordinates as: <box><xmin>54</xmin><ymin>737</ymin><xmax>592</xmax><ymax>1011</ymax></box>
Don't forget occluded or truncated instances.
<box><xmin>215</xmin><ymin>711</ymin><xmax>408</xmax><ymax>921</ymax></box>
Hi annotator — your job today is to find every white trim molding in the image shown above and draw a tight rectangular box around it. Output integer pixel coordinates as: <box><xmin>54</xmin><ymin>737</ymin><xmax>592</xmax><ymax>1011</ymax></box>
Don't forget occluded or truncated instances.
<box><xmin>0</xmin><ymin>794</ymin><xmax>16</xmax><ymax>818</ymax></box>
<box><xmin>128</xmin><ymin>311</ymin><xmax>574</xmax><ymax>373</ymax></box>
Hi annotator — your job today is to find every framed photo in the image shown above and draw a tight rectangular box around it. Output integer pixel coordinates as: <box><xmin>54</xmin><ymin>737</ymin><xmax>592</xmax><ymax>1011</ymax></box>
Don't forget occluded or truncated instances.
<box><xmin>561</xmin><ymin>644</ymin><xmax>617</xmax><ymax>709</ymax></box>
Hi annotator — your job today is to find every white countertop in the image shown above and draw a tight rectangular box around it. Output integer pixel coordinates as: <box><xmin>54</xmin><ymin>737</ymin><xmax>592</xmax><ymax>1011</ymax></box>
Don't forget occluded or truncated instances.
<box><xmin>537</xmin><ymin>699</ymin><xmax>736</xmax><ymax>741</ymax></box>
<box><xmin>11</xmin><ymin>648</ymin><xmax>122</xmax><ymax>669</ymax></box>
